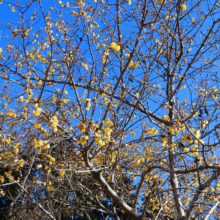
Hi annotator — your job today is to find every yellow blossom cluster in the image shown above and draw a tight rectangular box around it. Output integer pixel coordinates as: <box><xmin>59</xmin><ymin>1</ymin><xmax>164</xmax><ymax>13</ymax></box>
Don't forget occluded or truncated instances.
<box><xmin>61</xmin><ymin>98</ymin><xmax>69</xmax><ymax>104</ymax></box>
<box><xmin>181</xmin><ymin>4</ymin><xmax>187</xmax><ymax>11</ymax></box>
<box><xmin>6</xmin><ymin>109</ymin><xmax>17</xmax><ymax>118</ymax></box>
<box><xmin>104</xmin><ymin>48</ymin><xmax>110</xmax><ymax>56</ymax></box>
<box><xmin>76</xmin><ymin>135</ymin><xmax>89</xmax><ymax>145</ymax></box>
<box><xmin>104</xmin><ymin>127</ymin><xmax>112</xmax><ymax>138</ymax></box>
<box><xmin>161</xmin><ymin>141</ymin><xmax>167</xmax><ymax>147</ymax></box>
<box><xmin>194</xmin><ymin>129</ymin><xmax>200</xmax><ymax>138</ymax></box>
<box><xmin>129</xmin><ymin>61</ymin><xmax>139</xmax><ymax>69</ymax></box>
<box><xmin>169</xmin><ymin>143</ymin><xmax>177</xmax><ymax>150</ymax></box>
<box><xmin>155</xmin><ymin>0</ymin><xmax>166</xmax><ymax>3</ymax></box>
<box><xmin>78</xmin><ymin>123</ymin><xmax>86</xmax><ymax>132</ymax></box>
<box><xmin>146</xmin><ymin>128</ymin><xmax>159</xmax><ymax>135</ymax></box>
<box><xmin>71</xmin><ymin>11</ymin><xmax>79</xmax><ymax>17</ymax></box>
<box><xmin>18</xmin><ymin>159</ymin><xmax>25</xmax><ymax>167</ymax></box>
<box><xmin>0</xmin><ymin>176</ymin><xmax>4</xmax><ymax>183</ymax></box>
<box><xmin>134</xmin><ymin>158</ymin><xmax>144</xmax><ymax>165</ymax></box>
<box><xmin>51</xmin><ymin>116</ymin><xmax>58</xmax><ymax>132</ymax></box>
<box><xmin>31</xmin><ymin>138</ymin><xmax>44</xmax><ymax>148</ymax></box>
<box><xmin>162</xmin><ymin>115</ymin><xmax>170</xmax><ymax>121</ymax></box>
<box><xmin>85</xmin><ymin>99</ymin><xmax>91</xmax><ymax>111</ymax></box>
<box><xmin>47</xmin><ymin>156</ymin><xmax>55</xmax><ymax>165</ymax></box>
<box><xmin>0</xmin><ymin>189</ymin><xmax>5</xmax><ymax>196</ymax></box>
<box><xmin>59</xmin><ymin>170</ymin><xmax>65</xmax><ymax>177</ymax></box>
<box><xmin>94</xmin><ymin>131</ymin><xmax>105</xmax><ymax>146</ymax></box>
<box><xmin>22</xmin><ymin>112</ymin><xmax>28</xmax><ymax>118</ymax></box>
<box><xmin>103</xmin><ymin>118</ymin><xmax>113</xmax><ymax>140</ymax></box>
<box><xmin>32</xmin><ymin>106</ymin><xmax>42</xmax><ymax>116</ymax></box>
<box><xmin>105</xmin><ymin>118</ymin><xmax>113</xmax><ymax>127</ymax></box>
<box><xmin>101</xmin><ymin>56</ymin><xmax>108</xmax><ymax>64</ymax></box>
<box><xmin>20</xmin><ymin>96</ymin><xmax>24</xmax><ymax>102</ymax></box>
<box><xmin>202</xmin><ymin>120</ymin><xmax>209</xmax><ymax>127</ymax></box>
<box><xmin>82</xmin><ymin>63</ymin><xmax>89</xmax><ymax>70</ymax></box>
<box><xmin>33</xmin><ymin>123</ymin><xmax>42</xmax><ymax>129</ymax></box>
<box><xmin>181</xmin><ymin>136</ymin><xmax>193</xmax><ymax>143</ymax></box>
<box><xmin>2</xmin><ymin>137</ymin><xmax>11</xmax><ymax>144</ymax></box>
<box><xmin>167</xmin><ymin>126</ymin><xmax>176</xmax><ymax>135</ymax></box>
<box><xmin>37</xmin><ymin>80</ymin><xmax>42</xmax><ymax>87</ymax></box>
<box><xmin>14</xmin><ymin>146</ymin><xmax>19</xmax><ymax>153</ymax></box>
<box><xmin>190</xmin><ymin>111</ymin><xmax>198</xmax><ymax>117</ymax></box>
<box><xmin>43</xmin><ymin>144</ymin><xmax>50</xmax><ymax>150</ymax></box>
<box><xmin>183</xmin><ymin>148</ymin><xmax>190</xmax><ymax>153</ymax></box>
<box><xmin>110</xmin><ymin>42</ymin><xmax>120</xmax><ymax>52</ymax></box>
<box><xmin>175</xmin><ymin>121</ymin><xmax>186</xmax><ymax>132</ymax></box>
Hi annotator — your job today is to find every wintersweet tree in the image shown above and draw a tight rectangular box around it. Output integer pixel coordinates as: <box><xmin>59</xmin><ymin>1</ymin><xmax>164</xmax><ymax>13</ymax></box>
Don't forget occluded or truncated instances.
<box><xmin>1</xmin><ymin>0</ymin><xmax>220</xmax><ymax>219</ymax></box>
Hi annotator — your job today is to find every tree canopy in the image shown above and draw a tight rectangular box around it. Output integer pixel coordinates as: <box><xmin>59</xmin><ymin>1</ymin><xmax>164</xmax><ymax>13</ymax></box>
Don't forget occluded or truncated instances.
<box><xmin>1</xmin><ymin>0</ymin><xmax>220</xmax><ymax>219</ymax></box>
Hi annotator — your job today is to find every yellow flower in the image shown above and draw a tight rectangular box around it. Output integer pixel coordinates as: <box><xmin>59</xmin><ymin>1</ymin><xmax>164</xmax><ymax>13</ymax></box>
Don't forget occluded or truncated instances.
<box><xmin>33</xmin><ymin>123</ymin><xmax>41</xmax><ymax>129</ymax></box>
<box><xmin>19</xmin><ymin>96</ymin><xmax>24</xmax><ymax>103</ymax></box>
<box><xmin>86</xmin><ymin>102</ymin><xmax>91</xmax><ymax>110</ymax></box>
<box><xmin>129</xmin><ymin>61</ymin><xmax>139</xmax><ymax>69</ymax></box>
<box><xmin>195</xmin><ymin>130</ymin><xmax>200</xmax><ymax>138</ymax></box>
<box><xmin>32</xmin><ymin>107</ymin><xmax>42</xmax><ymax>116</ymax></box>
<box><xmin>82</xmin><ymin>63</ymin><xmax>89</xmax><ymax>70</ymax></box>
<box><xmin>0</xmin><ymin>48</ymin><xmax>2</xmax><ymax>53</ymax></box>
<box><xmin>11</xmin><ymin>7</ymin><xmax>15</xmax><ymax>12</ymax></box>
<box><xmin>0</xmin><ymin>190</ymin><xmax>5</xmax><ymax>196</ymax></box>
<box><xmin>43</xmin><ymin>144</ymin><xmax>50</xmax><ymax>149</ymax></box>
<box><xmin>161</xmin><ymin>141</ymin><xmax>166</xmax><ymax>147</ymax></box>
<box><xmin>181</xmin><ymin>4</ymin><xmax>187</xmax><ymax>11</ymax></box>
<box><xmin>106</xmin><ymin>174</ymin><xmax>111</xmax><ymax>180</ymax></box>
<box><xmin>212</xmin><ymin>197</ymin><xmax>218</xmax><ymax>202</ymax></box>
<box><xmin>211</xmin><ymin>187</ymin><xmax>215</xmax><ymax>192</ymax></box>
<box><xmin>13</xmin><ymin>147</ymin><xmax>19</xmax><ymax>153</ymax></box>
<box><xmin>19</xmin><ymin>159</ymin><xmax>25</xmax><ymax>167</ymax></box>
<box><xmin>37</xmin><ymin>80</ymin><xmax>42</xmax><ymax>87</ymax></box>
<box><xmin>96</xmin><ymin>139</ymin><xmax>105</xmax><ymax>146</ymax></box>
<box><xmin>59</xmin><ymin>170</ymin><xmax>65</xmax><ymax>177</ymax></box>
<box><xmin>110</xmin><ymin>42</ymin><xmax>120</xmax><ymax>52</ymax></box>
<box><xmin>37</xmin><ymin>164</ymin><xmax>43</xmax><ymax>169</ymax></box>
<box><xmin>139</xmin><ymin>158</ymin><xmax>145</xmax><ymax>162</ymax></box>
<box><xmin>51</xmin><ymin>122</ymin><xmax>56</xmax><ymax>128</ymax></box>
<box><xmin>0</xmin><ymin>176</ymin><xmax>4</xmax><ymax>183</ymax></box>
<box><xmin>184</xmin><ymin>148</ymin><xmax>190</xmax><ymax>153</ymax></box>
<box><xmin>78</xmin><ymin>123</ymin><xmax>86</xmax><ymax>132</ymax></box>
<box><xmin>134</xmin><ymin>159</ymin><xmax>141</xmax><ymax>165</ymax></box>
<box><xmin>162</xmin><ymin>115</ymin><xmax>170</xmax><ymax>121</ymax></box>
<box><xmin>61</xmin><ymin>99</ymin><xmax>69</xmax><ymax>103</ymax></box>
<box><xmin>155</xmin><ymin>0</ymin><xmax>166</xmax><ymax>3</ymax></box>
